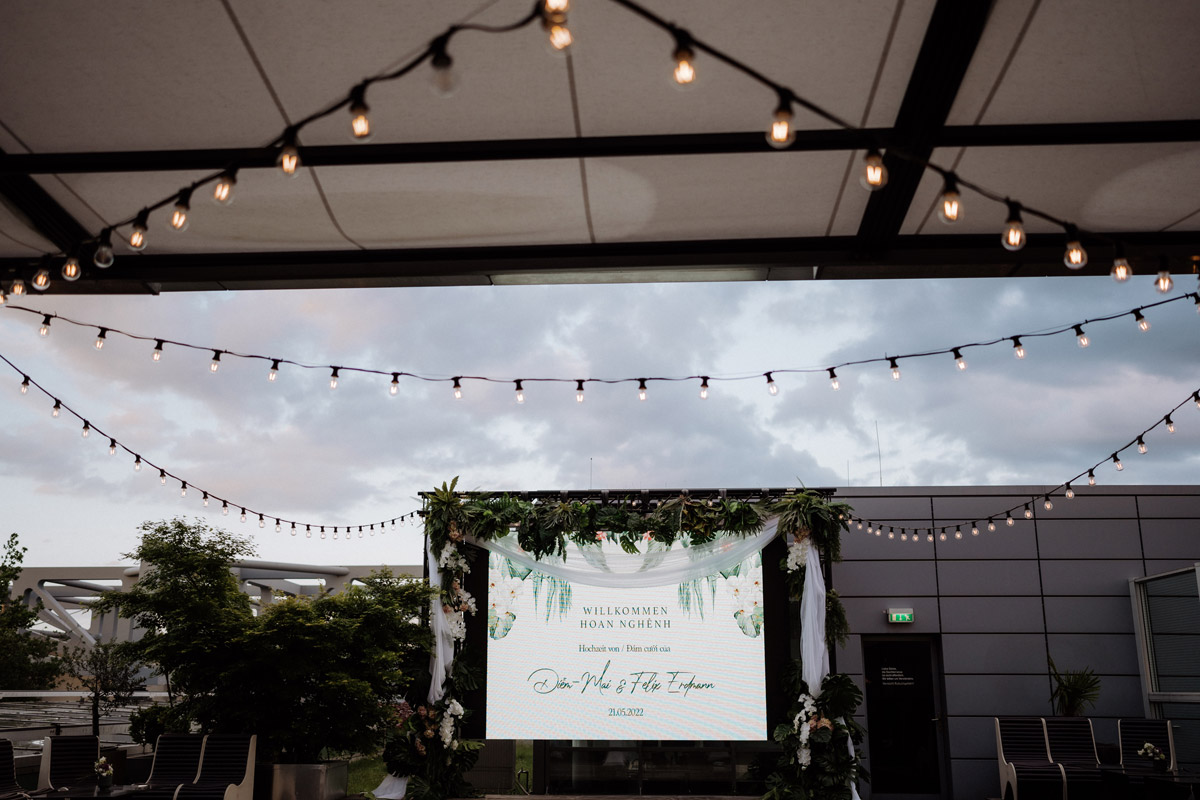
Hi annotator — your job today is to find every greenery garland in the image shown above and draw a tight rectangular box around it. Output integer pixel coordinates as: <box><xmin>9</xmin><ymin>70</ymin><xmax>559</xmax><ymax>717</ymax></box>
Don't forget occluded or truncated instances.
<box><xmin>416</xmin><ymin>478</ymin><xmax>864</xmax><ymax>799</ymax></box>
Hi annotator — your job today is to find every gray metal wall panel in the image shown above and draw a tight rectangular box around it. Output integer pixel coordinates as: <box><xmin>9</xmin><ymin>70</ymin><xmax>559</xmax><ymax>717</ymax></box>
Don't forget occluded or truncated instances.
<box><xmin>933</xmin><ymin>495</ymin><xmax>1044</xmax><ymax>520</ymax></box>
<box><xmin>932</xmin><ymin>527</ymin><xmax>1039</xmax><ymax>559</ymax></box>
<box><xmin>1047</xmin><ymin>633</ymin><xmax>1140</xmax><ymax>674</ymax></box>
<box><xmin>841</xmin><ymin>596</ymin><xmax>940</xmax><ymax>634</ymax></box>
<box><xmin>840</xmin><ymin>528</ymin><xmax>929</xmax><ymax>560</ymax></box>
<box><xmin>951</xmin><ymin>759</ymin><xmax>999</xmax><ymax>800</ymax></box>
<box><xmin>834</xmin><ymin>560</ymin><xmax>938</xmax><ymax>596</ymax></box>
<box><xmin>937</xmin><ymin>560</ymin><xmax>1042</xmax><ymax>596</ymax></box>
<box><xmin>1044</xmin><ymin>596</ymin><xmax>1136</xmax><ymax>633</ymax></box>
<box><xmin>1086</xmin><ymin>676</ymin><xmax>1146</xmax><ymax>718</ymax></box>
<box><xmin>1036</xmin><ymin>519</ymin><xmax>1144</xmax><ymax>559</ymax></box>
<box><xmin>834</xmin><ymin>634</ymin><xmax>863</xmax><ymax>675</ymax></box>
<box><xmin>1137</xmin><ymin>493</ymin><xmax>1200</xmax><ymax>517</ymax></box>
<box><xmin>1140</xmin><ymin>518</ymin><xmax>1200</xmax><ymax>558</ymax></box>
<box><xmin>946</xmin><ymin>715</ymin><xmax>1000</xmax><ymax>759</ymax></box>
<box><xmin>945</xmin><ymin>675</ymin><xmax>1051</xmax><ymax>715</ymax></box>
<box><xmin>837</xmin><ymin>496</ymin><xmax>932</xmax><ymax>522</ymax></box>
<box><xmin>1039</xmin><ymin>559</ymin><xmax>1145</xmax><ymax>595</ymax></box>
<box><xmin>939</xmin><ymin>596</ymin><xmax>1044</xmax><ymax>633</ymax></box>
<box><xmin>942</xmin><ymin>633</ymin><xmax>1048</xmax><ymax>674</ymax></box>
<box><xmin>1146</xmin><ymin>559</ymin><xmax>1200</xmax><ymax>573</ymax></box>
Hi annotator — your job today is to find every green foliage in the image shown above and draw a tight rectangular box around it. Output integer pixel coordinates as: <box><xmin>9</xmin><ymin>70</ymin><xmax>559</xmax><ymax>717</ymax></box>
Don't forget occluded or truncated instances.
<box><xmin>0</xmin><ymin>533</ymin><xmax>63</xmax><ymax>689</ymax></box>
<box><xmin>63</xmin><ymin>642</ymin><xmax>144</xmax><ymax>736</ymax></box>
<box><xmin>128</xmin><ymin>703</ymin><xmax>190</xmax><ymax>746</ymax></box>
<box><xmin>382</xmin><ymin>699</ymin><xmax>482</xmax><ymax>800</ymax></box>
<box><xmin>1048</xmin><ymin>656</ymin><xmax>1101</xmax><ymax>716</ymax></box>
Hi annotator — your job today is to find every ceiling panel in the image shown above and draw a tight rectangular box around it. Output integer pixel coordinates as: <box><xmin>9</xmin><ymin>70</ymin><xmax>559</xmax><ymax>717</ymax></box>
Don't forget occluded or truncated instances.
<box><xmin>586</xmin><ymin>151</ymin><xmax>847</xmax><ymax>242</ymax></box>
<box><xmin>0</xmin><ymin>1</ymin><xmax>285</xmax><ymax>152</ymax></box>
<box><xmin>899</xmin><ymin>143</ymin><xmax>1200</xmax><ymax>236</ymax></box>
<box><xmin>949</xmin><ymin>0</ymin><xmax>1200</xmax><ymax>126</ymax></box>
<box><xmin>860</xmin><ymin>0</ymin><xmax>937</xmax><ymax>128</ymax></box>
<box><xmin>313</xmin><ymin>161</ymin><xmax>591</xmax><ymax>247</ymax></box>
<box><xmin>229</xmin><ymin>0</ymin><xmax>579</xmax><ymax>146</ymax></box>
<box><xmin>570</xmin><ymin>0</ymin><xmax>909</xmax><ymax>137</ymax></box>
<box><xmin>0</xmin><ymin>204</ymin><xmax>57</xmax><ymax>257</ymax></box>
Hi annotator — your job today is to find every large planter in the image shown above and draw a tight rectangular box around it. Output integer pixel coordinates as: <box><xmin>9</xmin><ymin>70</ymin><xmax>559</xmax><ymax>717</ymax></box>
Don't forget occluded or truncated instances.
<box><xmin>271</xmin><ymin>762</ymin><xmax>348</xmax><ymax>800</ymax></box>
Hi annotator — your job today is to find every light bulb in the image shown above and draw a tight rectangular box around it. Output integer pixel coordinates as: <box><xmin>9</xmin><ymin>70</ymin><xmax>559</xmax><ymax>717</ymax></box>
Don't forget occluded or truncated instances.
<box><xmin>329</xmin><ymin>368</ymin><xmax>339</xmax><ymax>390</ymax></box>
<box><xmin>291</xmin><ymin>524</ymin><xmax>297</xmax><ymax>536</ymax></box>
<box><xmin>546</xmin><ymin>21</ymin><xmax>573</xmax><ymax>52</ymax></box>
<box><xmin>1012</xmin><ymin>337</ymin><xmax>1025</xmax><ymax>359</ymax></box>
<box><xmin>699</xmin><ymin>377</ymin><xmax>709</xmax><ymax>400</ymax></box>
<box><xmin>1001</xmin><ymin>202</ymin><xmax>1026</xmax><ymax>251</ymax></box>
<box><xmin>390</xmin><ymin>373</ymin><xmax>399</xmax><ymax>396</ymax></box>
<box><xmin>259</xmin><ymin>515</ymin><xmax>265</xmax><ymax>529</ymax></box>
<box><xmin>1088</xmin><ymin>469</ymin><xmax>1096</xmax><ymax>486</ymax></box>
<box><xmin>889</xmin><ymin>358</ymin><xmax>901</xmax><ymax>381</ymax></box>
<box><xmin>828</xmin><ymin>368</ymin><xmax>839</xmax><ymax>391</ymax></box>
<box><xmin>1006</xmin><ymin>514</ymin><xmax>1014</xmax><ymax>527</ymax></box>
<box><xmin>239</xmin><ymin>509</ymin><xmax>247</xmax><ymax>523</ymax></box>
<box><xmin>1195</xmin><ymin>391</ymin><xmax>1200</xmax><ymax>409</ymax></box>
<box><xmin>210</xmin><ymin>351</ymin><xmax>221</xmax><ymax>373</ymax></box>
<box><xmin>223</xmin><ymin>502</ymin><xmax>229</xmax><ymax>516</ymax></box>
<box><xmin>926</xmin><ymin>533</ymin><xmax>934</xmax><ymax>542</ymax></box>
<box><xmin>1074</xmin><ymin>324</ymin><xmax>1089</xmax><ymax>348</ymax></box>
<box><xmin>62</xmin><ymin>255</ymin><xmax>81</xmax><ymax>281</ymax></box>
<box><xmin>20</xmin><ymin>376</ymin><xmax>28</xmax><ymax>394</ymax></box>
<box><xmin>900</xmin><ymin>531</ymin><xmax>908</xmax><ymax>541</ymax></box>
<box><xmin>638</xmin><ymin>379</ymin><xmax>648</xmax><ymax>401</ymax></box>
<box><xmin>937</xmin><ymin>177</ymin><xmax>961</xmax><ymax>224</ymax></box>
<box><xmin>269</xmin><ymin>359</ymin><xmax>279</xmax><ymax>381</ymax></box>
<box><xmin>1156</xmin><ymin>271</ymin><xmax>1173</xmax><ymax>293</ymax></box>
<box><xmin>203</xmin><ymin>493</ymin><xmax>209</xmax><ymax>507</ymax></box>
<box><xmin>767</xmin><ymin>102</ymin><xmax>794</xmax><ymax>149</ymax></box>
<box><xmin>453</xmin><ymin>377</ymin><xmax>463</xmax><ymax>399</ymax></box>
<box><xmin>134</xmin><ymin>456</ymin><xmax>141</xmax><ymax>471</ymax></box>
<box><xmin>276</xmin><ymin>520</ymin><xmax>282</xmax><ymax>533</ymax></box>
<box><xmin>51</xmin><ymin>400</ymin><xmax>61</xmax><ymax>418</ymax></box>
<box><xmin>515</xmin><ymin>380</ymin><xmax>525</xmax><ymax>404</ymax></box>
<box><xmin>576</xmin><ymin>380</ymin><xmax>585</xmax><ymax>403</ymax></box>
<box><xmin>278</xmin><ymin>130</ymin><xmax>301</xmax><ymax>176</ymax></box>
<box><xmin>109</xmin><ymin>439</ymin><xmax>117</xmax><ymax>456</ymax></box>
<box><xmin>95</xmin><ymin>328</ymin><xmax>107</xmax><ymax>350</ymax></box>
<box><xmin>1063</xmin><ymin>226</ymin><xmax>1086</xmax><ymax>269</ymax></box>
<box><xmin>32</xmin><ymin>268</ymin><xmax>51</xmax><ymax>291</ymax></box>
<box><xmin>9</xmin><ymin>278</ymin><xmax>26</xmax><ymax>296</ymax></box>
<box><xmin>349</xmin><ymin>100</ymin><xmax>372</xmax><ymax>141</ymax></box>
<box><xmin>129</xmin><ymin>210</ymin><xmax>149</xmax><ymax>251</ymax></box>
<box><xmin>94</xmin><ymin>229</ymin><xmax>115</xmax><ymax>268</ymax></box>
<box><xmin>887</xmin><ymin>529</ymin><xmax>894</xmax><ymax>540</ymax></box>
<box><xmin>939</xmin><ymin>531</ymin><xmax>947</xmax><ymax>542</ymax></box>
<box><xmin>1112</xmin><ymin>453</ymin><xmax>1123</xmax><ymax>471</ymax></box>
<box><xmin>1135</xmin><ymin>310</ymin><xmax>1150</xmax><ymax>332</ymax></box>
<box><xmin>160</xmin><ymin>469</ymin><xmax>167</xmax><ymax>485</ymax></box>
<box><xmin>1065</xmin><ymin>485</ymin><xmax>1074</xmax><ymax>499</ymax></box>
<box><xmin>1023</xmin><ymin>504</ymin><xmax>1033</xmax><ymax>519</ymax></box>
<box><xmin>672</xmin><ymin>45</ymin><xmax>696</xmax><ymax>87</ymax></box>
<box><xmin>1166</xmin><ymin>415</ymin><xmax>1175</xmax><ymax>434</ymax></box>
<box><xmin>1137</xmin><ymin>436</ymin><xmax>1147</xmax><ymax>454</ymax></box>
<box><xmin>987</xmin><ymin>520</ymin><xmax>996</xmax><ymax>532</ymax></box>
<box><xmin>1111</xmin><ymin>257</ymin><xmax>1132</xmax><ymax>282</ymax></box>
<box><xmin>766</xmin><ymin>372</ymin><xmax>778</xmax><ymax>395</ymax></box>
<box><xmin>180</xmin><ymin>482</ymin><xmax>187</xmax><ymax>498</ymax></box>
<box><xmin>953</xmin><ymin>348</ymin><xmax>966</xmax><ymax>371</ymax></box>
<box><xmin>430</xmin><ymin>48</ymin><xmax>457</xmax><ymax>97</ymax></box>
<box><xmin>0</xmin><ymin>286</ymin><xmax>6</xmax><ymax>306</ymax></box>
<box><xmin>39</xmin><ymin>315</ymin><xmax>52</xmax><ymax>337</ymax></box>
<box><xmin>213</xmin><ymin>171</ymin><xmax>237</xmax><ymax>205</ymax></box>
<box><xmin>1043</xmin><ymin>497</ymin><xmax>1053</xmax><ymax>511</ymax></box>
<box><xmin>81</xmin><ymin>421</ymin><xmax>90</xmax><ymax>438</ymax></box>
<box><xmin>954</xmin><ymin>527</ymin><xmax>962</xmax><ymax>540</ymax></box>
<box><xmin>171</xmin><ymin>188</ymin><xmax>192</xmax><ymax>231</ymax></box>
<box><xmin>860</xmin><ymin>149</ymin><xmax>887</xmax><ymax>191</ymax></box>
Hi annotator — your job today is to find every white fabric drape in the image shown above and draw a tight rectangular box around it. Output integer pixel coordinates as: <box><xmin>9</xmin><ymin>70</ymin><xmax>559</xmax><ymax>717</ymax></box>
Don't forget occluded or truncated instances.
<box><xmin>369</xmin><ymin>774</ymin><xmax>409</xmax><ymax>800</ymax></box>
<box><xmin>426</xmin><ymin>544</ymin><xmax>453</xmax><ymax>704</ymax></box>
<box><xmin>465</xmin><ymin>517</ymin><xmax>779</xmax><ymax>588</ymax></box>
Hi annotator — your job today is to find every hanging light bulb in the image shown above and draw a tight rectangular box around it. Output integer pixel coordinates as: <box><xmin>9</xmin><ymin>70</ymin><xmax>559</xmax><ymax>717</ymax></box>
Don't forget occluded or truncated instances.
<box><xmin>887</xmin><ymin>528</ymin><xmax>895</xmax><ymax>540</ymax></box>
<box><xmin>971</xmin><ymin>524</ymin><xmax>979</xmax><ymax>537</ymax></box>
<box><xmin>860</xmin><ymin>149</ymin><xmax>888</xmax><ymax>191</ymax></box>
<box><xmin>954</xmin><ymin>527</ymin><xmax>962</xmax><ymax>540</ymax></box>
<box><xmin>1063</xmin><ymin>225</ymin><xmax>1087</xmax><ymax>269</ymax></box>
<box><xmin>1111</xmin><ymin>256</ymin><xmax>1132</xmax><ymax>282</ymax></box>
<box><xmin>259</xmin><ymin>515</ymin><xmax>266</xmax><ymax>529</ymax></box>
<box><xmin>766</xmin><ymin>372</ymin><xmax>778</xmax><ymax>395</ymax></box>
<box><xmin>93</xmin><ymin>229</ymin><xmax>115</xmax><ymax>268</ymax></box>
<box><xmin>210</xmin><ymin>350</ymin><xmax>221</xmax><ymax>373</ymax></box>
<box><xmin>275</xmin><ymin>520</ymin><xmax>282</xmax><ymax>533</ymax></box>
<box><xmin>240</xmin><ymin>509</ymin><xmax>247</xmax><ymax>523</ymax></box>
<box><xmin>9</xmin><ymin>277</ymin><xmax>26</xmax><ymax>297</ymax></box>
<box><xmin>109</xmin><ymin>439</ymin><xmax>117</xmax><ymax>456</ymax></box>
<box><xmin>671</xmin><ymin>33</ymin><xmax>696</xmax><ymax>87</ymax></box>
<box><xmin>213</xmin><ymin>170</ymin><xmax>237</xmax><ymax>205</ymax></box>
<box><xmin>128</xmin><ymin>209</ymin><xmax>149</xmax><ymax>250</ymax></box>
<box><xmin>278</xmin><ymin>135</ymin><xmax>301</xmax><ymax>177</ymax></box>
<box><xmin>1000</xmin><ymin>201</ymin><xmax>1026</xmax><ymax>251</ymax></box>
<box><xmin>390</xmin><ymin>373</ymin><xmax>399</xmax><ymax>396</ymax></box>
<box><xmin>514</xmin><ymin>380</ymin><xmax>525</xmax><ymax>404</ymax></box>
<box><xmin>1073</xmin><ymin>324</ymin><xmax>1089</xmax><ymax>348</ymax></box>
<box><xmin>329</xmin><ymin>367</ymin><xmax>339</xmax><ymax>390</ymax></box>
<box><xmin>1011</xmin><ymin>336</ymin><xmax>1025</xmax><ymax>360</ymax></box>
<box><xmin>452</xmin><ymin>377</ymin><xmax>463</xmax><ymax>399</ymax></box>
<box><xmin>222</xmin><ymin>501</ymin><xmax>229</xmax><ymax>515</ymax></box>
<box><xmin>81</xmin><ymin>420</ymin><xmax>90</xmax><ymax>438</ymax></box>
<box><xmin>1194</xmin><ymin>390</ymin><xmax>1200</xmax><ymax>409</ymax></box>
<box><xmin>576</xmin><ymin>380</ymin><xmax>585</xmax><ymax>403</ymax></box>
<box><xmin>1137</xmin><ymin>436</ymin><xmax>1147</xmax><ymax>454</ymax></box>
<box><xmin>429</xmin><ymin>37</ymin><xmax>457</xmax><ymax>97</ymax></box>
<box><xmin>269</xmin><ymin>359</ymin><xmax>280</xmax><ymax>381</ymax></box>
<box><xmin>827</xmin><ymin>368</ymin><xmax>840</xmax><ymax>391</ymax></box>
<box><xmin>171</xmin><ymin>188</ymin><xmax>192</xmax><ymax>231</ymax></box>
<box><xmin>32</xmin><ymin>265</ymin><xmax>51</xmax><ymax>291</ymax></box>
<box><xmin>94</xmin><ymin>328</ymin><xmax>108</xmax><ymax>350</ymax></box>
<box><xmin>952</xmin><ymin>348</ymin><xmax>967</xmax><ymax>371</ymax></box>
<box><xmin>180</xmin><ymin>482</ymin><xmax>188</xmax><ymax>498</ymax></box>
<box><xmin>1112</xmin><ymin>453</ymin><xmax>1123</xmax><ymax>471</ymax></box>
<box><xmin>203</xmin><ymin>492</ymin><xmax>209</xmax><ymax>507</ymax></box>
<box><xmin>1065</xmin><ymin>484</ymin><xmax>1075</xmax><ymax>499</ymax></box>
<box><xmin>39</xmin><ymin>315</ymin><xmax>52</xmax><ymax>337</ymax></box>
<box><xmin>1043</xmin><ymin>496</ymin><xmax>1053</xmax><ymax>511</ymax></box>
<box><xmin>1134</xmin><ymin>309</ymin><xmax>1150</xmax><ymax>331</ymax></box>
<box><xmin>1165</xmin><ymin>414</ymin><xmax>1175</xmax><ymax>434</ymax></box>
<box><xmin>19</xmin><ymin>375</ymin><xmax>29</xmax><ymax>394</ymax></box>
<box><xmin>544</xmin><ymin>11</ymin><xmax>573</xmax><ymax>53</ymax></box>
<box><xmin>149</xmin><ymin>340</ymin><xmax>163</xmax><ymax>362</ymax></box>
<box><xmin>160</xmin><ymin>469</ymin><xmax>167</xmax><ymax>485</ymax></box>
<box><xmin>1155</xmin><ymin>258</ymin><xmax>1173</xmax><ymax>293</ymax></box>
<box><xmin>699</xmin><ymin>376</ymin><xmax>709</xmax><ymax>400</ymax></box>
<box><xmin>638</xmin><ymin>379</ymin><xmax>648</xmax><ymax>401</ymax></box>
<box><xmin>133</xmin><ymin>455</ymin><xmax>142</xmax><ymax>472</ymax></box>
<box><xmin>987</xmin><ymin>519</ymin><xmax>996</xmax><ymax>532</ymax></box>
<box><xmin>939</xmin><ymin>530</ymin><xmax>947</xmax><ymax>542</ymax></box>
<box><xmin>766</xmin><ymin>96</ymin><xmax>794</xmax><ymax>149</ymax></box>
<box><xmin>51</xmin><ymin>400</ymin><xmax>61</xmax><ymax>418</ymax></box>
<box><xmin>937</xmin><ymin>175</ymin><xmax>961</xmax><ymax>224</ymax></box>
<box><xmin>1023</xmin><ymin>504</ymin><xmax>1033</xmax><ymax>519</ymax></box>
<box><xmin>1006</xmin><ymin>513</ymin><xmax>1014</xmax><ymax>527</ymax></box>
<box><xmin>889</xmin><ymin>357</ymin><xmax>901</xmax><ymax>381</ymax></box>
<box><xmin>1088</xmin><ymin>469</ymin><xmax>1096</xmax><ymax>486</ymax></box>
<box><xmin>349</xmin><ymin>83</ymin><xmax>372</xmax><ymax>141</ymax></box>
<box><xmin>926</xmin><ymin>532</ymin><xmax>934</xmax><ymax>542</ymax></box>
<box><xmin>0</xmin><ymin>285</ymin><xmax>6</xmax><ymax>306</ymax></box>
<box><xmin>62</xmin><ymin>254</ymin><xmax>82</xmax><ymax>281</ymax></box>
<box><xmin>900</xmin><ymin>531</ymin><xmax>908</xmax><ymax>541</ymax></box>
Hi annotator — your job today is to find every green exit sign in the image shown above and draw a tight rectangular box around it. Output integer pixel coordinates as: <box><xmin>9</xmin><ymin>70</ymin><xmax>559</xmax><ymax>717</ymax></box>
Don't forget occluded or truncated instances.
<box><xmin>886</xmin><ymin>608</ymin><xmax>914</xmax><ymax>623</ymax></box>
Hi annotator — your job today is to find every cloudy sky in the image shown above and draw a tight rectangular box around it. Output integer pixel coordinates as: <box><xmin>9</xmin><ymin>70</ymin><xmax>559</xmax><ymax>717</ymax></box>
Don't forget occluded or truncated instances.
<box><xmin>1</xmin><ymin>274</ymin><xmax>1197</xmax><ymax>567</ymax></box>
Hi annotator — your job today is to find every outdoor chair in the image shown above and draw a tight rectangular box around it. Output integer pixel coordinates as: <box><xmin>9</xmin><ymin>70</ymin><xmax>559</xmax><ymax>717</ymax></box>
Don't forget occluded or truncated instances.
<box><xmin>1044</xmin><ymin>717</ymin><xmax>1102</xmax><ymax>800</ymax></box>
<box><xmin>144</xmin><ymin>734</ymin><xmax>205</xmax><ymax>788</ymax></box>
<box><xmin>35</xmin><ymin>735</ymin><xmax>99</xmax><ymax>791</ymax></box>
<box><xmin>0</xmin><ymin>739</ymin><xmax>26</xmax><ymax>800</ymax></box>
<box><xmin>173</xmin><ymin>734</ymin><xmax>255</xmax><ymax>800</ymax></box>
<box><xmin>995</xmin><ymin>717</ymin><xmax>1066</xmax><ymax>800</ymax></box>
<box><xmin>1118</xmin><ymin>718</ymin><xmax>1176</xmax><ymax>774</ymax></box>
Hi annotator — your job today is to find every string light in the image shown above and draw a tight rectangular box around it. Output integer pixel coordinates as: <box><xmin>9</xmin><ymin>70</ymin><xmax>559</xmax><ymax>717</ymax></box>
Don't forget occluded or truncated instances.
<box><xmin>94</xmin><ymin>328</ymin><xmax>107</xmax><ymax>350</ymax></box>
<box><xmin>278</xmin><ymin>129</ymin><xmax>301</xmax><ymax>176</ymax></box>
<box><xmin>348</xmin><ymin>83</ymin><xmax>372</xmax><ymax>141</ymax></box>
<box><xmin>954</xmin><ymin>526</ymin><xmax>962</xmax><ymax>540</ymax></box>
<box><xmin>275</xmin><ymin>519</ymin><xmax>282</xmax><ymax>533</ymax></box>
<box><xmin>939</xmin><ymin>529</ymin><xmax>947</xmax><ymax>542</ymax></box>
<box><xmin>987</xmin><ymin>519</ymin><xmax>996</xmax><ymax>532</ymax></box>
<box><xmin>159</xmin><ymin>469</ymin><xmax>167</xmax><ymax>485</ymax></box>
<box><xmin>222</xmin><ymin>501</ymin><xmax>229</xmax><ymax>515</ymax></box>
<box><xmin>81</xmin><ymin>420</ymin><xmax>90</xmax><ymax>438</ymax></box>
<box><xmin>576</xmin><ymin>380</ymin><xmax>585</xmax><ymax>403</ymax></box>
<box><xmin>429</xmin><ymin>36</ymin><xmax>457</xmax><ymax>96</ymax></box>
<box><xmin>514</xmin><ymin>379</ymin><xmax>525</xmax><ymax>404</ymax></box>
<box><xmin>153</xmin><ymin>340</ymin><xmax>164</xmax><ymax>361</ymax></box>
<box><xmin>1065</xmin><ymin>484</ymin><xmax>1074</xmax><ymax>499</ymax></box>
<box><xmin>828</xmin><ymin>368</ymin><xmax>839</xmax><ymax>391</ymax></box>
<box><xmin>1137</xmin><ymin>435</ymin><xmax>1147</xmax><ymax>454</ymax></box>
<box><xmin>1088</xmin><ymin>468</ymin><xmax>1096</xmax><ymax>486</ymax></box>
<box><xmin>766</xmin><ymin>372</ymin><xmax>778</xmax><ymax>396</ymax></box>
<box><xmin>1074</xmin><ymin>324</ymin><xmax>1089</xmax><ymax>348</ymax></box>
<box><xmin>8</xmin><ymin>278</ymin><xmax>26</xmax><ymax>297</ymax></box>
<box><xmin>1043</xmin><ymin>495</ymin><xmax>1053</xmax><ymax>511</ymax></box>
<box><xmin>1156</xmin><ymin>257</ymin><xmax>1173</xmax><ymax>294</ymax></box>
<box><xmin>180</xmin><ymin>481</ymin><xmax>187</xmax><ymax>498</ymax></box>
<box><xmin>637</xmin><ymin>379</ymin><xmax>648</xmax><ymax>401</ymax></box>
<box><xmin>766</xmin><ymin>95</ymin><xmax>794</xmax><ymax>149</ymax></box>
<box><xmin>134</xmin><ymin>455</ymin><xmax>142</xmax><ymax>471</ymax></box>
<box><xmin>860</xmin><ymin>149</ymin><xmax>887</xmax><ymax>191</ymax></box>
<box><xmin>952</xmin><ymin>348</ymin><xmax>966</xmax><ymax>371</ymax></box>
<box><xmin>203</xmin><ymin>492</ymin><xmax>209</xmax><ymax>507</ymax></box>
<box><xmin>62</xmin><ymin>255</ymin><xmax>81</xmax><ymax>282</ymax></box>
<box><xmin>32</xmin><ymin>266</ymin><xmax>51</xmax><ymax>292</ymax></box>
<box><xmin>1063</xmin><ymin>225</ymin><xmax>1087</xmax><ymax>269</ymax></box>
<box><xmin>210</xmin><ymin>351</ymin><xmax>221</xmax><ymax>373</ymax></box>
<box><xmin>1011</xmin><ymin>336</ymin><xmax>1025</xmax><ymax>359</ymax></box>
<box><xmin>39</xmin><ymin>315</ymin><xmax>52</xmax><ymax>337</ymax></box>
<box><xmin>240</xmin><ymin>508</ymin><xmax>248</xmax><ymax>523</ymax></box>
<box><xmin>1165</xmin><ymin>414</ymin><xmax>1175</xmax><ymax>433</ymax></box>
<box><xmin>171</xmin><ymin>188</ymin><xmax>192</xmax><ymax>232</ymax></box>
<box><xmin>390</xmin><ymin>373</ymin><xmax>400</xmax><ymax>396</ymax></box>
<box><xmin>1111</xmin><ymin>254</ymin><xmax>1133</xmax><ymax>283</ymax></box>
<box><xmin>93</xmin><ymin>229</ymin><xmax>115</xmax><ymax>268</ymax></box>
<box><xmin>699</xmin><ymin>376</ymin><xmax>709</xmax><ymax>400</ymax></box>
<box><xmin>542</xmin><ymin>0</ymin><xmax>572</xmax><ymax>54</ymax></box>
<box><xmin>128</xmin><ymin>209</ymin><xmax>149</xmax><ymax>251</ymax></box>
<box><xmin>671</xmin><ymin>31</ymin><xmax>696</xmax><ymax>87</ymax></box>
<box><xmin>937</xmin><ymin>175</ymin><xmax>961</xmax><ymax>224</ymax></box>
<box><xmin>109</xmin><ymin>438</ymin><xmax>117</xmax><ymax>456</ymax></box>
<box><xmin>453</xmin><ymin>377</ymin><xmax>463</xmax><ymax>399</ymax></box>
<box><xmin>258</xmin><ymin>514</ymin><xmax>266</xmax><ymax>529</ymax></box>
<box><xmin>51</xmin><ymin>399</ymin><xmax>61</xmax><ymax>418</ymax></box>
<box><xmin>213</xmin><ymin>170</ymin><xmax>237</xmax><ymax>205</ymax></box>
<box><xmin>1001</xmin><ymin>201</ymin><xmax>1026</xmax><ymax>251</ymax></box>
<box><xmin>1006</xmin><ymin>512</ymin><xmax>1014</xmax><ymax>526</ymax></box>
<box><xmin>269</xmin><ymin>359</ymin><xmax>280</xmax><ymax>381</ymax></box>
<box><xmin>330</xmin><ymin>367</ymin><xmax>340</xmax><ymax>390</ymax></box>
<box><xmin>1112</xmin><ymin>453</ymin><xmax>1123</xmax><ymax>471</ymax></box>
<box><xmin>1023</xmin><ymin>503</ymin><xmax>1033</xmax><ymax>519</ymax></box>
<box><xmin>0</xmin><ymin>286</ymin><xmax>6</xmax><ymax>306</ymax></box>
<box><xmin>1134</xmin><ymin>309</ymin><xmax>1150</xmax><ymax>332</ymax></box>
<box><xmin>889</xmin><ymin>358</ymin><xmax>901</xmax><ymax>381</ymax></box>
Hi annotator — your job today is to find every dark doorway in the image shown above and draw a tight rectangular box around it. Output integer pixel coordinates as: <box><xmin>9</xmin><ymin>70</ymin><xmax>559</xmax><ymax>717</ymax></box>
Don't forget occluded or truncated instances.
<box><xmin>861</xmin><ymin>636</ymin><xmax>949</xmax><ymax>799</ymax></box>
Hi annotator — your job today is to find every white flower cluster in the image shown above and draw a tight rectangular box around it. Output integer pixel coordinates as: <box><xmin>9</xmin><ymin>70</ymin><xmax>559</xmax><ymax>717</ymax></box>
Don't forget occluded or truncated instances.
<box><xmin>438</xmin><ymin>546</ymin><xmax>471</xmax><ymax>574</ymax></box>
<box><xmin>792</xmin><ymin>693</ymin><xmax>818</xmax><ymax>768</ymax></box>
<box><xmin>488</xmin><ymin>573</ymin><xmax>526</xmax><ymax>615</ymax></box>
<box><xmin>444</xmin><ymin>609</ymin><xmax>467</xmax><ymax>640</ymax></box>
<box><xmin>439</xmin><ymin>699</ymin><xmax>465</xmax><ymax>748</ymax></box>
<box><xmin>786</xmin><ymin>538</ymin><xmax>809</xmax><ymax>572</ymax></box>
<box><xmin>725</xmin><ymin>565</ymin><xmax>764</xmax><ymax>615</ymax></box>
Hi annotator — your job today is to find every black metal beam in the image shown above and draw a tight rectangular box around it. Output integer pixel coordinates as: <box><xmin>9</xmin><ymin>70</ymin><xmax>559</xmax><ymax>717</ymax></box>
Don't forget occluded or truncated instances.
<box><xmin>0</xmin><ymin>146</ymin><xmax>92</xmax><ymax>251</ymax></box>
<box><xmin>2</xmin><ymin>120</ymin><xmax>1199</xmax><ymax>176</ymax></box>
<box><xmin>4</xmin><ymin>232</ymin><xmax>1195</xmax><ymax>295</ymax></box>
<box><xmin>856</xmin><ymin>0</ymin><xmax>995</xmax><ymax>248</ymax></box>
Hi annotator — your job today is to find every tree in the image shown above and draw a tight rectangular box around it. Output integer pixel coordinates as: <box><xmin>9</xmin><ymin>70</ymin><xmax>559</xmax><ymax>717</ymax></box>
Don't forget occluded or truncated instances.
<box><xmin>0</xmin><ymin>533</ymin><xmax>62</xmax><ymax>689</ymax></box>
<box><xmin>63</xmin><ymin>642</ymin><xmax>144</xmax><ymax>736</ymax></box>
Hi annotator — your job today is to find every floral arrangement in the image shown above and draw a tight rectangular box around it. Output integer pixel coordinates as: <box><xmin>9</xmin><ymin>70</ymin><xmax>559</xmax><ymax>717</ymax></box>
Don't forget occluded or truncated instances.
<box><xmin>1138</xmin><ymin>742</ymin><xmax>1167</xmax><ymax>761</ymax></box>
<box><xmin>94</xmin><ymin>757</ymin><xmax>113</xmax><ymax>778</ymax></box>
<box><xmin>765</xmin><ymin>672</ymin><xmax>867</xmax><ymax>800</ymax></box>
<box><xmin>383</xmin><ymin>697</ymin><xmax>482</xmax><ymax>800</ymax></box>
